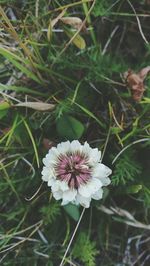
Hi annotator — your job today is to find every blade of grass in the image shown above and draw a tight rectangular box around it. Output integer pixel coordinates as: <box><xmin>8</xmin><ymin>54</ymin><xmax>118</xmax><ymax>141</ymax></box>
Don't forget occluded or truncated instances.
<box><xmin>6</xmin><ymin>114</ymin><xmax>18</xmax><ymax>147</ymax></box>
<box><xmin>23</xmin><ymin>118</ymin><xmax>40</xmax><ymax>168</ymax></box>
<box><xmin>0</xmin><ymin>83</ymin><xmax>46</xmax><ymax>97</ymax></box>
<box><xmin>44</xmin><ymin>0</ymin><xmax>93</xmax><ymax>15</ymax></box>
<box><xmin>82</xmin><ymin>1</ymin><xmax>96</xmax><ymax>45</ymax></box>
<box><xmin>0</xmin><ymin>47</ymin><xmax>42</xmax><ymax>84</ymax></box>
<box><xmin>69</xmin><ymin>99</ymin><xmax>105</xmax><ymax>129</ymax></box>
<box><xmin>0</xmin><ymin>6</ymin><xmax>44</xmax><ymax>81</ymax></box>
<box><xmin>0</xmin><ymin>162</ymin><xmax>21</xmax><ymax>203</ymax></box>
<box><xmin>0</xmin><ymin>118</ymin><xmax>24</xmax><ymax>145</ymax></box>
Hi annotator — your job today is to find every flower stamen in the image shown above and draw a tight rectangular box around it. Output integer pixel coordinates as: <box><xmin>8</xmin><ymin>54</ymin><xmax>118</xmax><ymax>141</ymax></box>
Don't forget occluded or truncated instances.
<box><xmin>55</xmin><ymin>152</ymin><xmax>91</xmax><ymax>189</ymax></box>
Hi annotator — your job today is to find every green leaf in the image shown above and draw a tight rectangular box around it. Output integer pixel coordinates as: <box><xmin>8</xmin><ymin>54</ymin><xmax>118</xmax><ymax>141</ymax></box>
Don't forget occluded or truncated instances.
<box><xmin>56</xmin><ymin>115</ymin><xmax>84</xmax><ymax>140</ymax></box>
<box><xmin>0</xmin><ymin>101</ymin><xmax>10</xmax><ymax>119</ymax></box>
<box><xmin>65</xmin><ymin>29</ymin><xmax>86</xmax><ymax>49</ymax></box>
<box><xmin>140</xmin><ymin>97</ymin><xmax>150</xmax><ymax>104</ymax></box>
<box><xmin>111</xmin><ymin>126</ymin><xmax>122</xmax><ymax>134</ymax></box>
<box><xmin>63</xmin><ymin>204</ymin><xmax>80</xmax><ymax>221</ymax></box>
<box><xmin>126</xmin><ymin>185</ymin><xmax>142</xmax><ymax>194</ymax></box>
<box><xmin>0</xmin><ymin>101</ymin><xmax>10</xmax><ymax>110</ymax></box>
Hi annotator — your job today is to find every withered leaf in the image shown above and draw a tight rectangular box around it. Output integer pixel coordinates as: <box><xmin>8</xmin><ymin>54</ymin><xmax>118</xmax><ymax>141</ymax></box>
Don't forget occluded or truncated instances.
<box><xmin>15</xmin><ymin>102</ymin><xmax>55</xmax><ymax>111</ymax></box>
<box><xmin>51</xmin><ymin>9</ymin><xmax>67</xmax><ymax>28</ymax></box>
<box><xmin>42</xmin><ymin>138</ymin><xmax>55</xmax><ymax>150</ymax></box>
<box><xmin>60</xmin><ymin>17</ymin><xmax>86</xmax><ymax>31</ymax></box>
<box><xmin>123</xmin><ymin>66</ymin><xmax>150</xmax><ymax>102</ymax></box>
<box><xmin>138</xmin><ymin>66</ymin><xmax>150</xmax><ymax>80</ymax></box>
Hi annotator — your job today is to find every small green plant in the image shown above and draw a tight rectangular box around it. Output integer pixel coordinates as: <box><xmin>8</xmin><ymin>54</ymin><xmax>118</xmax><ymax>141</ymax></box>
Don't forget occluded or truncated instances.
<box><xmin>111</xmin><ymin>151</ymin><xmax>142</xmax><ymax>185</ymax></box>
<box><xmin>40</xmin><ymin>202</ymin><xmax>61</xmax><ymax>225</ymax></box>
<box><xmin>72</xmin><ymin>232</ymin><xmax>98</xmax><ymax>266</ymax></box>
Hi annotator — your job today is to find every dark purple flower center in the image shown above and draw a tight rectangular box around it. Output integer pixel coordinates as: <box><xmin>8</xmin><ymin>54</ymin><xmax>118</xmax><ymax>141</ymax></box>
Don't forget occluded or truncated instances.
<box><xmin>55</xmin><ymin>152</ymin><xmax>91</xmax><ymax>189</ymax></box>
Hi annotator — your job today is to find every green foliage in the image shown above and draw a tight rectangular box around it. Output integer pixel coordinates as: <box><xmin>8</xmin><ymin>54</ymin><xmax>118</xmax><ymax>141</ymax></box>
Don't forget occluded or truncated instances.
<box><xmin>72</xmin><ymin>232</ymin><xmax>98</xmax><ymax>266</ymax></box>
<box><xmin>111</xmin><ymin>151</ymin><xmax>142</xmax><ymax>185</ymax></box>
<box><xmin>92</xmin><ymin>0</ymin><xmax>113</xmax><ymax>17</ymax></box>
<box><xmin>63</xmin><ymin>203</ymin><xmax>80</xmax><ymax>221</ymax></box>
<box><xmin>56</xmin><ymin>115</ymin><xmax>84</xmax><ymax>140</ymax></box>
<box><xmin>40</xmin><ymin>202</ymin><xmax>61</xmax><ymax>225</ymax></box>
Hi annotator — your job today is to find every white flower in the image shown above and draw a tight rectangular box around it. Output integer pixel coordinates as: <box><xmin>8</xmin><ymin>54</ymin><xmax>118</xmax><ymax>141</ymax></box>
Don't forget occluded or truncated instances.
<box><xmin>42</xmin><ymin>140</ymin><xmax>112</xmax><ymax>208</ymax></box>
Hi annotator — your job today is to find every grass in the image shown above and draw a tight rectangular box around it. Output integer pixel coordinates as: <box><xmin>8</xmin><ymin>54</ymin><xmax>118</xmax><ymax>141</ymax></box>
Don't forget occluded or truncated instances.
<box><xmin>0</xmin><ymin>0</ymin><xmax>150</xmax><ymax>265</ymax></box>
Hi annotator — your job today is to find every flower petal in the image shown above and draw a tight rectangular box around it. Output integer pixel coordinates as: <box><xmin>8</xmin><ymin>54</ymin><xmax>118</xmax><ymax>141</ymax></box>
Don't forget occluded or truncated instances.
<box><xmin>76</xmin><ymin>194</ymin><xmax>91</xmax><ymax>208</ymax></box>
<box><xmin>87</xmin><ymin>178</ymin><xmax>102</xmax><ymax>193</ymax></box>
<box><xmin>70</xmin><ymin>140</ymin><xmax>82</xmax><ymax>153</ymax></box>
<box><xmin>51</xmin><ymin>180</ymin><xmax>60</xmax><ymax>192</ymax></box>
<box><xmin>42</xmin><ymin>174</ymin><xmax>50</xmax><ymax>182</ymax></box>
<box><xmin>78</xmin><ymin>178</ymin><xmax>102</xmax><ymax>198</ymax></box>
<box><xmin>53</xmin><ymin>190</ymin><xmax>63</xmax><ymax>200</ymax></box>
<box><xmin>92</xmin><ymin>188</ymin><xmax>103</xmax><ymax>200</ymax></box>
<box><xmin>51</xmin><ymin>180</ymin><xmax>69</xmax><ymax>192</ymax></box>
<box><xmin>88</xmin><ymin>148</ymin><xmax>101</xmax><ymax>165</ymax></box>
<box><xmin>61</xmin><ymin>199</ymin><xmax>70</xmax><ymax>206</ymax></box>
<box><xmin>62</xmin><ymin>189</ymin><xmax>77</xmax><ymax>202</ymax></box>
<box><xmin>48</xmin><ymin>178</ymin><xmax>55</xmax><ymax>186</ymax></box>
<box><xmin>82</xmin><ymin>141</ymin><xmax>91</xmax><ymax>155</ymax></box>
<box><xmin>100</xmin><ymin>177</ymin><xmax>111</xmax><ymax>186</ymax></box>
<box><xmin>60</xmin><ymin>181</ymin><xmax>69</xmax><ymax>191</ymax></box>
<box><xmin>57</xmin><ymin>141</ymin><xmax>71</xmax><ymax>154</ymax></box>
<box><xmin>43</xmin><ymin>148</ymin><xmax>59</xmax><ymax>166</ymax></box>
<box><xmin>92</xmin><ymin>163</ymin><xmax>112</xmax><ymax>178</ymax></box>
<box><xmin>41</xmin><ymin>167</ymin><xmax>50</xmax><ymax>176</ymax></box>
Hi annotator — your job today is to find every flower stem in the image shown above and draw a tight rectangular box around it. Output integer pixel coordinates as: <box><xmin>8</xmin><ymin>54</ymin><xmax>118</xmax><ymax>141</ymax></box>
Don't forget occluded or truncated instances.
<box><xmin>59</xmin><ymin>207</ymin><xmax>86</xmax><ymax>266</ymax></box>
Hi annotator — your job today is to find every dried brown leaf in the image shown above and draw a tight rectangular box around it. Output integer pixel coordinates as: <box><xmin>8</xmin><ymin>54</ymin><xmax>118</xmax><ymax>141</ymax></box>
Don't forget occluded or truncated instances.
<box><xmin>51</xmin><ymin>9</ymin><xmax>67</xmax><ymax>28</ymax></box>
<box><xmin>99</xmin><ymin>205</ymin><xmax>150</xmax><ymax>230</ymax></box>
<box><xmin>42</xmin><ymin>138</ymin><xmax>55</xmax><ymax>150</ymax></box>
<box><xmin>60</xmin><ymin>17</ymin><xmax>86</xmax><ymax>31</ymax></box>
<box><xmin>138</xmin><ymin>66</ymin><xmax>150</xmax><ymax>80</ymax></box>
<box><xmin>123</xmin><ymin>67</ymin><xmax>150</xmax><ymax>101</ymax></box>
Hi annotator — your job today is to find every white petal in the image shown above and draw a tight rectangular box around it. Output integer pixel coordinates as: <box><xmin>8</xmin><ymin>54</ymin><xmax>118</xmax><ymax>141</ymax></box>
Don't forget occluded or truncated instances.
<box><xmin>51</xmin><ymin>180</ymin><xmax>60</xmax><ymax>192</ymax></box>
<box><xmin>57</xmin><ymin>141</ymin><xmax>71</xmax><ymax>154</ymax></box>
<box><xmin>43</xmin><ymin>146</ymin><xmax>62</xmax><ymax>166</ymax></box>
<box><xmin>70</xmin><ymin>140</ymin><xmax>82</xmax><ymax>153</ymax></box>
<box><xmin>41</xmin><ymin>166</ymin><xmax>55</xmax><ymax>179</ymax></box>
<box><xmin>92</xmin><ymin>188</ymin><xmax>103</xmax><ymax>200</ymax></box>
<box><xmin>48</xmin><ymin>178</ymin><xmax>55</xmax><ymax>186</ymax></box>
<box><xmin>51</xmin><ymin>180</ymin><xmax>69</xmax><ymax>192</ymax></box>
<box><xmin>42</xmin><ymin>175</ymin><xmax>50</xmax><ymax>182</ymax></box>
<box><xmin>53</xmin><ymin>190</ymin><xmax>62</xmax><ymax>200</ymax></box>
<box><xmin>41</xmin><ymin>167</ymin><xmax>50</xmax><ymax>176</ymax></box>
<box><xmin>87</xmin><ymin>178</ymin><xmax>102</xmax><ymax>193</ymax></box>
<box><xmin>60</xmin><ymin>181</ymin><xmax>69</xmax><ymax>191</ymax></box>
<box><xmin>88</xmin><ymin>148</ymin><xmax>101</xmax><ymax>165</ymax></box>
<box><xmin>62</xmin><ymin>189</ymin><xmax>77</xmax><ymax>202</ymax></box>
<box><xmin>78</xmin><ymin>184</ymin><xmax>91</xmax><ymax>198</ymax></box>
<box><xmin>82</xmin><ymin>142</ymin><xmax>91</xmax><ymax>154</ymax></box>
<box><xmin>78</xmin><ymin>178</ymin><xmax>102</xmax><ymax>198</ymax></box>
<box><xmin>92</xmin><ymin>163</ymin><xmax>112</xmax><ymax>178</ymax></box>
<box><xmin>100</xmin><ymin>177</ymin><xmax>111</xmax><ymax>186</ymax></box>
<box><xmin>76</xmin><ymin>194</ymin><xmax>91</xmax><ymax>208</ymax></box>
<box><xmin>61</xmin><ymin>199</ymin><xmax>70</xmax><ymax>206</ymax></box>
